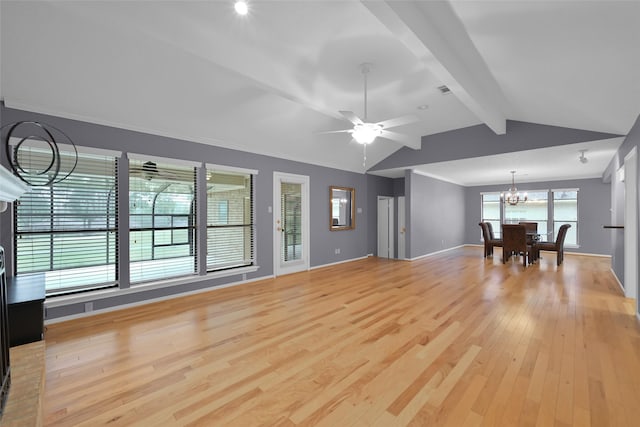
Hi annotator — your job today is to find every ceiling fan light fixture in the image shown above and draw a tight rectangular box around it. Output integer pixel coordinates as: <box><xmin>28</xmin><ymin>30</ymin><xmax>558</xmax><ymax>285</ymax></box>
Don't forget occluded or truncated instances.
<box><xmin>234</xmin><ymin>0</ymin><xmax>249</xmax><ymax>15</ymax></box>
<box><xmin>352</xmin><ymin>123</ymin><xmax>382</xmax><ymax>145</ymax></box>
<box><xmin>142</xmin><ymin>161</ymin><xmax>159</xmax><ymax>180</ymax></box>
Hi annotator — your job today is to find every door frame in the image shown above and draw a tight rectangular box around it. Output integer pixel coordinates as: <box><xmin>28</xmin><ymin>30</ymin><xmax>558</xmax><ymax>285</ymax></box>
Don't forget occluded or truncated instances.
<box><xmin>623</xmin><ymin>147</ymin><xmax>638</xmax><ymax>302</ymax></box>
<box><xmin>397</xmin><ymin>196</ymin><xmax>406</xmax><ymax>260</ymax></box>
<box><xmin>377</xmin><ymin>196</ymin><xmax>394</xmax><ymax>259</ymax></box>
<box><xmin>273</xmin><ymin>172</ymin><xmax>310</xmax><ymax>277</ymax></box>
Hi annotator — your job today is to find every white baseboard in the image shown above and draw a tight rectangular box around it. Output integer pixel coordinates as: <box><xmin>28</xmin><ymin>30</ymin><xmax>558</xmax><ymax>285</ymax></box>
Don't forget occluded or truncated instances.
<box><xmin>564</xmin><ymin>250</ymin><xmax>611</xmax><ymax>258</ymax></box>
<box><xmin>45</xmin><ymin>273</ymin><xmax>274</xmax><ymax>325</ymax></box>
<box><xmin>465</xmin><ymin>243</ymin><xmax>610</xmax><ymax>259</ymax></box>
<box><xmin>610</xmin><ymin>268</ymin><xmax>625</xmax><ymax>295</ymax></box>
<box><xmin>310</xmin><ymin>255</ymin><xmax>369</xmax><ymax>270</ymax></box>
<box><xmin>407</xmin><ymin>245</ymin><xmax>465</xmax><ymax>261</ymax></box>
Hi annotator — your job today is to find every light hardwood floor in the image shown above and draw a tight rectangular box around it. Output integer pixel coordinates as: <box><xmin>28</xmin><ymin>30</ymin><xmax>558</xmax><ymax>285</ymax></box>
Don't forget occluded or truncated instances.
<box><xmin>43</xmin><ymin>247</ymin><xmax>640</xmax><ymax>426</ymax></box>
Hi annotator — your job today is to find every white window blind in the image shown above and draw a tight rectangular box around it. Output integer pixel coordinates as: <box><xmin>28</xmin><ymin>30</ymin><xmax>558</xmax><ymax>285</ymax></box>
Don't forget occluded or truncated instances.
<box><xmin>552</xmin><ymin>189</ymin><xmax>578</xmax><ymax>245</ymax></box>
<box><xmin>206</xmin><ymin>168</ymin><xmax>255</xmax><ymax>271</ymax></box>
<box><xmin>129</xmin><ymin>159</ymin><xmax>197</xmax><ymax>283</ymax></box>
<box><xmin>14</xmin><ymin>149</ymin><xmax>118</xmax><ymax>295</ymax></box>
<box><xmin>481</xmin><ymin>193</ymin><xmax>501</xmax><ymax>238</ymax></box>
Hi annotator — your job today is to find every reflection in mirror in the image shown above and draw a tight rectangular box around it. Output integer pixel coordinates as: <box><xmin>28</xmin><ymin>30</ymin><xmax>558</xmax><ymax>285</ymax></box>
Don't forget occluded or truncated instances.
<box><xmin>330</xmin><ymin>186</ymin><xmax>355</xmax><ymax>230</ymax></box>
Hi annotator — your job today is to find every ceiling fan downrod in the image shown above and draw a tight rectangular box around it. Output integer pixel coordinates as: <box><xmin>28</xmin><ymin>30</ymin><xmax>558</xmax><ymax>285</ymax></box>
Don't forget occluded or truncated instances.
<box><xmin>361</xmin><ymin>63</ymin><xmax>372</xmax><ymax>121</ymax></box>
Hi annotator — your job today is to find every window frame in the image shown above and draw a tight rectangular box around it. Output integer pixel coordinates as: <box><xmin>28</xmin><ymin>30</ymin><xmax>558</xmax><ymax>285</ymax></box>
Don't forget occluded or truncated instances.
<box><xmin>503</xmin><ymin>189</ymin><xmax>550</xmax><ymax>239</ymax></box>
<box><xmin>480</xmin><ymin>187</ymin><xmax>580</xmax><ymax>247</ymax></box>
<box><xmin>13</xmin><ymin>145</ymin><xmax>121</xmax><ymax>296</ymax></box>
<box><xmin>128</xmin><ymin>155</ymin><xmax>199</xmax><ymax>284</ymax></box>
<box><xmin>481</xmin><ymin>192</ymin><xmax>502</xmax><ymax>239</ymax></box>
<box><xmin>551</xmin><ymin>188</ymin><xmax>579</xmax><ymax>246</ymax></box>
<box><xmin>205</xmin><ymin>164</ymin><xmax>257</xmax><ymax>273</ymax></box>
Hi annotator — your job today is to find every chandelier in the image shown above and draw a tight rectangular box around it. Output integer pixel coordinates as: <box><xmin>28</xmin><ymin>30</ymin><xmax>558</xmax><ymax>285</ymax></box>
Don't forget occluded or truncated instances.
<box><xmin>501</xmin><ymin>171</ymin><xmax>528</xmax><ymax>206</ymax></box>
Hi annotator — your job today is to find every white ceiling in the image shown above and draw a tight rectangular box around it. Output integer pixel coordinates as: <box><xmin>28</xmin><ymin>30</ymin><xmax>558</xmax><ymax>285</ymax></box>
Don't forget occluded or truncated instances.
<box><xmin>372</xmin><ymin>137</ymin><xmax>625</xmax><ymax>185</ymax></box>
<box><xmin>1</xmin><ymin>1</ymin><xmax>639</xmax><ymax>181</ymax></box>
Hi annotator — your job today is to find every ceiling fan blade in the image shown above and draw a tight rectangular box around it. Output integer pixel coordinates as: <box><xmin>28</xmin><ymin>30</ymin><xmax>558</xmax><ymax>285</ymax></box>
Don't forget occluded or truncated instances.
<box><xmin>339</xmin><ymin>111</ymin><xmax>364</xmax><ymax>126</ymax></box>
<box><xmin>379</xmin><ymin>130</ymin><xmax>421</xmax><ymax>150</ymax></box>
<box><xmin>315</xmin><ymin>129</ymin><xmax>353</xmax><ymax>135</ymax></box>
<box><xmin>376</xmin><ymin>114</ymin><xmax>420</xmax><ymax>129</ymax></box>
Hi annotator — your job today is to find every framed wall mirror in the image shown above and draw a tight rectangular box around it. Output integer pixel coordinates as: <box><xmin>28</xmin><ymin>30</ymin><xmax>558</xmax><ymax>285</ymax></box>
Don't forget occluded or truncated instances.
<box><xmin>330</xmin><ymin>186</ymin><xmax>355</xmax><ymax>230</ymax></box>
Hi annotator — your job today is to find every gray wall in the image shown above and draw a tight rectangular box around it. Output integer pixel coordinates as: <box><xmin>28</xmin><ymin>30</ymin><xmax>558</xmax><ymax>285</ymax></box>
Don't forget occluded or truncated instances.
<box><xmin>393</xmin><ymin>178</ymin><xmax>405</xmax><ymax>197</ymax></box>
<box><xmin>464</xmin><ymin>178</ymin><xmax>611</xmax><ymax>255</ymax></box>
<box><xmin>0</xmin><ymin>104</ymin><xmax>383</xmax><ymax>319</ymax></box>
<box><xmin>370</xmin><ymin>120</ymin><xmax>621</xmax><ymax>172</ymax></box>
<box><xmin>407</xmin><ymin>171</ymin><xmax>466</xmax><ymax>259</ymax></box>
<box><xmin>603</xmin><ymin>113</ymin><xmax>640</xmax><ymax>287</ymax></box>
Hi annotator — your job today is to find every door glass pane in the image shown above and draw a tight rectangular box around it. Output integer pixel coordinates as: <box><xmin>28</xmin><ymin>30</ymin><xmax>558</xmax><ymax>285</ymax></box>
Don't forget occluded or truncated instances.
<box><xmin>281</xmin><ymin>182</ymin><xmax>302</xmax><ymax>263</ymax></box>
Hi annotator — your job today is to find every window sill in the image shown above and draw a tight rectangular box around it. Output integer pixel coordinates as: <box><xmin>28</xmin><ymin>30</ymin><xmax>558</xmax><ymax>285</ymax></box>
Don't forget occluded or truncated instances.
<box><xmin>44</xmin><ymin>265</ymin><xmax>260</xmax><ymax>308</ymax></box>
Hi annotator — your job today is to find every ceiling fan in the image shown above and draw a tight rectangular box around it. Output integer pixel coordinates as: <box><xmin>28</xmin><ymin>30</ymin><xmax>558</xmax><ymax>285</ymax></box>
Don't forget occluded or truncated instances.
<box><xmin>317</xmin><ymin>63</ymin><xmax>420</xmax><ymax>150</ymax></box>
<box><xmin>130</xmin><ymin>161</ymin><xmax>181</xmax><ymax>182</ymax></box>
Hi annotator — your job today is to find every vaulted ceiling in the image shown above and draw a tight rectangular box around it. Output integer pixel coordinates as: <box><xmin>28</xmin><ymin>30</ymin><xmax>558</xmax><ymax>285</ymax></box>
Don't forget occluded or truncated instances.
<box><xmin>1</xmin><ymin>1</ymin><xmax>639</xmax><ymax>180</ymax></box>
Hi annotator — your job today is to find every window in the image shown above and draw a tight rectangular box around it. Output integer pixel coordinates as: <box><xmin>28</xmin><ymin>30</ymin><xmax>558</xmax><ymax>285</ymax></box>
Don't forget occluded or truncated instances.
<box><xmin>129</xmin><ymin>157</ymin><xmax>197</xmax><ymax>283</ymax></box>
<box><xmin>481</xmin><ymin>193</ymin><xmax>501</xmax><ymax>237</ymax></box>
<box><xmin>504</xmin><ymin>190</ymin><xmax>549</xmax><ymax>239</ymax></box>
<box><xmin>480</xmin><ymin>188</ymin><xmax>580</xmax><ymax>246</ymax></box>
<box><xmin>14</xmin><ymin>148</ymin><xmax>118</xmax><ymax>295</ymax></box>
<box><xmin>206</xmin><ymin>165</ymin><xmax>255</xmax><ymax>271</ymax></box>
<box><xmin>553</xmin><ymin>189</ymin><xmax>578</xmax><ymax>245</ymax></box>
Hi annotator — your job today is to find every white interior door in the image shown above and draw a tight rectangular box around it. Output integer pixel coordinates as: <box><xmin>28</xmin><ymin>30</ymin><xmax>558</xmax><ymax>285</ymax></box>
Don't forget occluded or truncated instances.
<box><xmin>624</xmin><ymin>148</ymin><xmax>638</xmax><ymax>301</ymax></box>
<box><xmin>397</xmin><ymin>196</ymin><xmax>406</xmax><ymax>259</ymax></box>
<box><xmin>377</xmin><ymin>197</ymin><xmax>394</xmax><ymax>258</ymax></box>
<box><xmin>273</xmin><ymin>172</ymin><xmax>309</xmax><ymax>276</ymax></box>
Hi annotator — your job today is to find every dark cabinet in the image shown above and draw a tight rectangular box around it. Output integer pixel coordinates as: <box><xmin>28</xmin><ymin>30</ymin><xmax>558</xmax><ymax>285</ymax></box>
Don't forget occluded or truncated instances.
<box><xmin>7</xmin><ymin>275</ymin><xmax>45</xmax><ymax>347</ymax></box>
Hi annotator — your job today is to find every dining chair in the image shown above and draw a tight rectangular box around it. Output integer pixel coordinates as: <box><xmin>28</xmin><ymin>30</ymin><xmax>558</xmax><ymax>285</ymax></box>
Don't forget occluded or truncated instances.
<box><xmin>518</xmin><ymin>221</ymin><xmax>539</xmax><ymax>261</ymax></box>
<box><xmin>479</xmin><ymin>222</ymin><xmax>502</xmax><ymax>257</ymax></box>
<box><xmin>534</xmin><ymin>224</ymin><xmax>572</xmax><ymax>266</ymax></box>
<box><xmin>501</xmin><ymin>224</ymin><xmax>533</xmax><ymax>267</ymax></box>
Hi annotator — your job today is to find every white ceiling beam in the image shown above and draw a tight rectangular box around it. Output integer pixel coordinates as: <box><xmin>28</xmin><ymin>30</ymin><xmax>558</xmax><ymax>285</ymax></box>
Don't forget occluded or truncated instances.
<box><xmin>362</xmin><ymin>0</ymin><xmax>509</xmax><ymax>134</ymax></box>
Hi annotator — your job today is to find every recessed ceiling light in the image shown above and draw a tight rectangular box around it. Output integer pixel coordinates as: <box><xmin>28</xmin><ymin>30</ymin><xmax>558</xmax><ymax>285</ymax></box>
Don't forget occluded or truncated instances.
<box><xmin>417</xmin><ymin>104</ymin><xmax>429</xmax><ymax>110</ymax></box>
<box><xmin>234</xmin><ymin>0</ymin><xmax>249</xmax><ymax>16</ymax></box>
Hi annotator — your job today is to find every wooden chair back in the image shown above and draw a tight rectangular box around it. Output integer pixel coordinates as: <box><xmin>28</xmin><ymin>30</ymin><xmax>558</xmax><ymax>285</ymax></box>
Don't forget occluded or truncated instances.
<box><xmin>555</xmin><ymin>224</ymin><xmax>571</xmax><ymax>248</ymax></box>
<box><xmin>502</xmin><ymin>224</ymin><xmax>529</xmax><ymax>266</ymax></box>
<box><xmin>519</xmin><ymin>222</ymin><xmax>538</xmax><ymax>233</ymax></box>
<box><xmin>487</xmin><ymin>222</ymin><xmax>497</xmax><ymax>240</ymax></box>
<box><xmin>479</xmin><ymin>222</ymin><xmax>490</xmax><ymax>242</ymax></box>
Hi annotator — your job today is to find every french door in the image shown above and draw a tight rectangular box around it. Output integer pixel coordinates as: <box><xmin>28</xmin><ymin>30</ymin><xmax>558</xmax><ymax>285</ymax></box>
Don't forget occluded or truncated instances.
<box><xmin>273</xmin><ymin>172</ymin><xmax>309</xmax><ymax>276</ymax></box>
